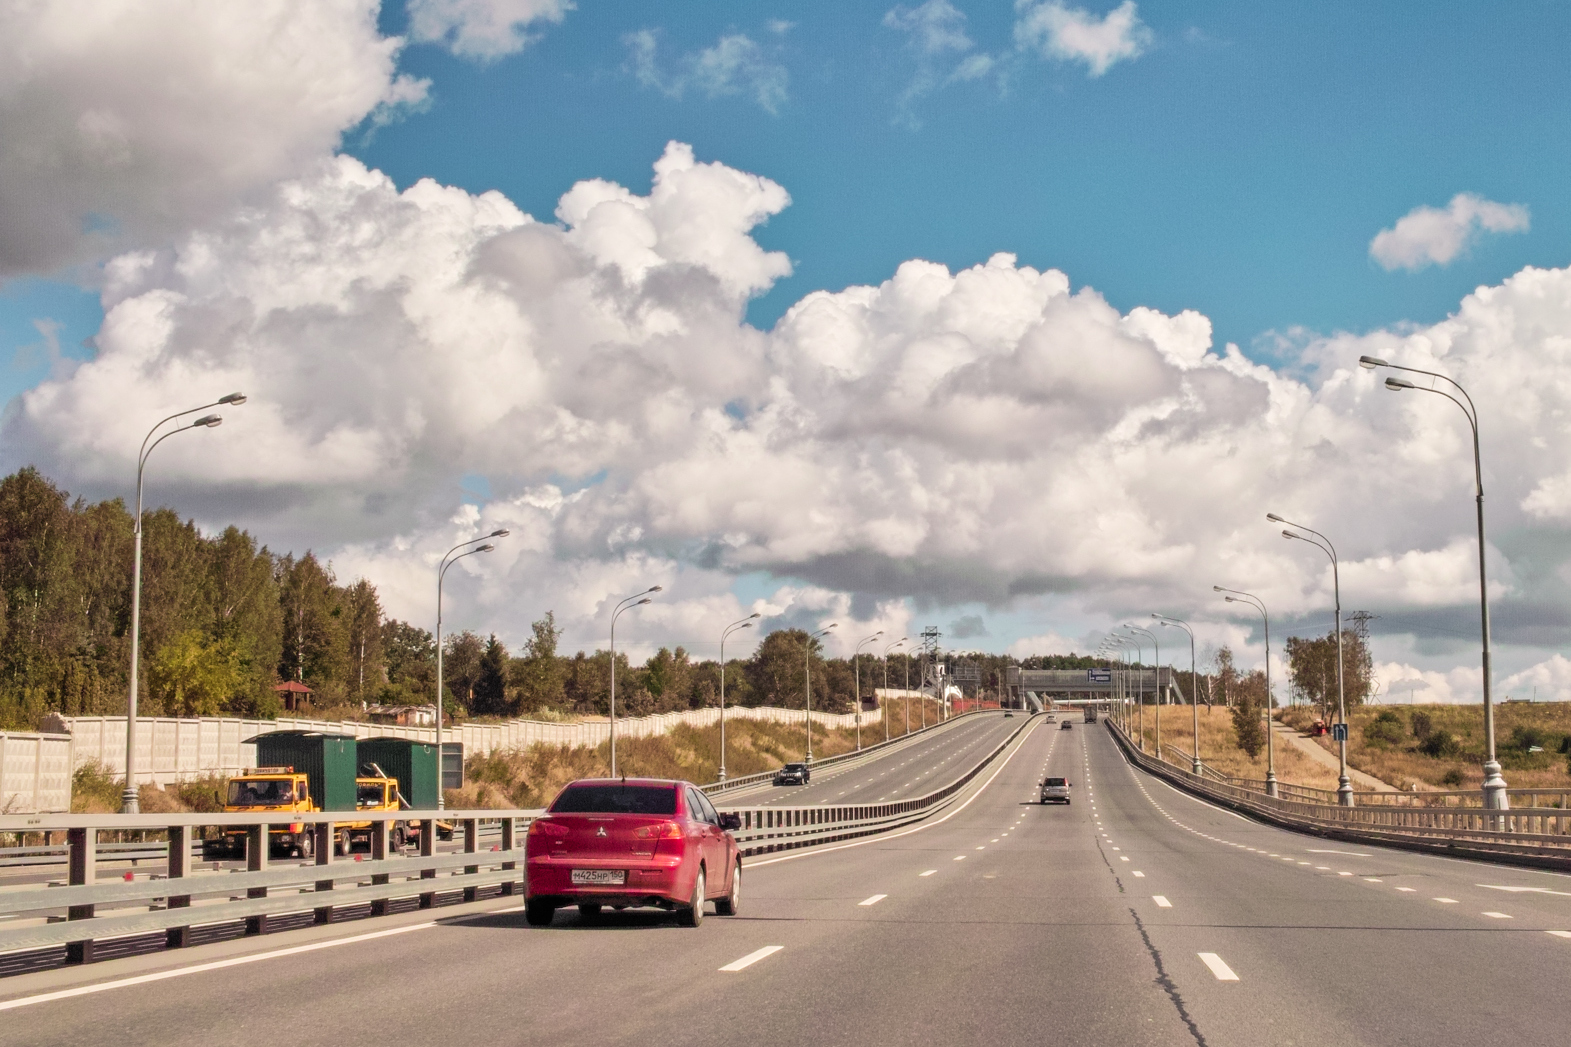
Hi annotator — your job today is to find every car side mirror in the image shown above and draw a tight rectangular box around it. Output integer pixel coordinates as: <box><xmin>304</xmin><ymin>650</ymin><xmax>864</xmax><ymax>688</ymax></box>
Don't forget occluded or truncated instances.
<box><xmin>718</xmin><ymin>812</ymin><xmax>742</xmax><ymax>831</ymax></box>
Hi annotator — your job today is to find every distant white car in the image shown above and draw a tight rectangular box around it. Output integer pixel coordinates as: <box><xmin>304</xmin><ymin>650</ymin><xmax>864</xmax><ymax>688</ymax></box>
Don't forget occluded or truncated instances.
<box><xmin>1040</xmin><ymin>777</ymin><xmax>1071</xmax><ymax>804</ymax></box>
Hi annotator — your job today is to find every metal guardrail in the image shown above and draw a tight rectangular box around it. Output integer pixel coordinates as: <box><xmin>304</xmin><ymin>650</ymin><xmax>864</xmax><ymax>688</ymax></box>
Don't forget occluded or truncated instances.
<box><xmin>1107</xmin><ymin>720</ymin><xmax>1571</xmax><ymax>871</ymax></box>
<box><xmin>0</xmin><ymin>810</ymin><xmax>533</xmax><ymax>964</ymax></box>
<box><xmin>0</xmin><ymin>712</ymin><xmax>1035</xmax><ymax>966</ymax></box>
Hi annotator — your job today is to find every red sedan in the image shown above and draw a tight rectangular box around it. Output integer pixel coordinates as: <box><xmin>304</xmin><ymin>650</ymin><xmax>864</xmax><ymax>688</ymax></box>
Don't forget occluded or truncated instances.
<box><xmin>524</xmin><ymin>778</ymin><xmax>742</xmax><ymax>927</ymax></box>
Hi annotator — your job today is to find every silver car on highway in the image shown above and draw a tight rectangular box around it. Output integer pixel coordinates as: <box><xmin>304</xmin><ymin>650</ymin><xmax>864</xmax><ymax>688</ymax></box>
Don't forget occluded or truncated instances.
<box><xmin>1040</xmin><ymin>776</ymin><xmax>1071</xmax><ymax>804</ymax></box>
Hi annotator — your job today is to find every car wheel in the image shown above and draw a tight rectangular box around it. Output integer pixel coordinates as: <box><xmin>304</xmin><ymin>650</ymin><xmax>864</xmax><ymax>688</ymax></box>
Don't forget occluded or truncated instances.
<box><xmin>715</xmin><ymin>861</ymin><xmax>741</xmax><ymax>916</ymax></box>
<box><xmin>677</xmin><ymin>869</ymin><xmax>705</xmax><ymax>927</ymax></box>
<box><xmin>524</xmin><ymin>899</ymin><xmax>556</xmax><ymax>926</ymax></box>
<box><xmin>578</xmin><ymin>903</ymin><xmax>602</xmax><ymax>920</ymax></box>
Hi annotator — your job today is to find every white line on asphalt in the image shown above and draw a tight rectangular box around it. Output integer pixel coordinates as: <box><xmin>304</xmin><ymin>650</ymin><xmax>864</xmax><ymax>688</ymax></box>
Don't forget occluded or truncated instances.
<box><xmin>1338</xmin><ymin>872</ymin><xmax>1353</xmax><ymax>877</ymax></box>
<box><xmin>975</xmin><ymin>845</ymin><xmax>985</xmax><ymax>850</ymax></box>
<box><xmin>1482</xmin><ymin>911</ymin><xmax>1512</xmax><ymax>919</ymax></box>
<box><xmin>920</xmin><ymin>870</ymin><xmax>936</xmax><ymax>876</ymax></box>
<box><xmin>859</xmin><ymin>894</ymin><xmax>888</xmax><ymax>906</ymax></box>
<box><xmin>1548</xmin><ymin>931</ymin><xmax>1571</xmax><ymax>939</ymax></box>
<box><xmin>1363</xmin><ymin>878</ymin><xmax>1383</xmax><ymax>882</ymax></box>
<box><xmin>954</xmin><ymin>855</ymin><xmax>967</xmax><ymax>861</ymax></box>
<box><xmin>720</xmin><ymin>946</ymin><xmax>785</xmax><ymax>972</ymax></box>
<box><xmin>0</xmin><ymin>921</ymin><xmax>435</xmax><ymax>1012</ymax></box>
<box><xmin>1132</xmin><ymin>871</ymin><xmax>1145</xmax><ymax>878</ymax></box>
<box><xmin>1153</xmin><ymin>896</ymin><xmax>1172</xmax><ymax>908</ymax></box>
<box><xmin>1479</xmin><ymin>884</ymin><xmax>1571</xmax><ymax>897</ymax></box>
<box><xmin>1197</xmin><ymin>953</ymin><xmax>1239</xmax><ymax>981</ymax></box>
<box><xmin>1396</xmin><ymin>887</ymin><xmax>1416</xmax><ymax>892</ymax></box>
<box><xmin>1434</xmin><ymin>897</ymin><xmax>1459</xmax><ymax>904</ymax></box>
<box><xmin>1307</xmin><ymin>849</ymin><xmax>1372</xmax><ymax>856</ymax></box>
<box><xmin>1120</xmin><ymin>856</ymin><xmax>1130</xmax><ymax>862</ymax></box>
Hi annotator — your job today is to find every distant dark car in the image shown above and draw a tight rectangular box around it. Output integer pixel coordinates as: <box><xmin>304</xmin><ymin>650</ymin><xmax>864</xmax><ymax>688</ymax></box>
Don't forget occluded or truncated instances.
<box><xmin>1004</xmin><ymin>711</ymin><xmax>1014</xmax><ymax>717</ymax></box>
<box><xmin>773</xmin><ymin>762</ymin><xmax>810</xmax><ymax>786</ymax></box>
<box><xmin>1060</xmin><ymin>721</ymin><xmax>1073</xmax><ymax>730</ymax></box>
<box><xmin>524</xmin><ymin>778</ymin><xmax>742</xmax><ymax>928</ymax></box>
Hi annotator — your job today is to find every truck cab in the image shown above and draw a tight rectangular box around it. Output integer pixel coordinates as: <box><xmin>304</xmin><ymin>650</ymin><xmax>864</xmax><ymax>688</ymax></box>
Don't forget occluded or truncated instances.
<box><xmin>218</xmin><ymin>767</ymin><xmax>318</xmax><ymax>858</ymax></box>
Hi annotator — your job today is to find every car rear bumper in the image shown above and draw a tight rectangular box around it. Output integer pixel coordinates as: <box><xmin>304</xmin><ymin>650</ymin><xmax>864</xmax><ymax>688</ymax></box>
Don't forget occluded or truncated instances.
<box><xmin>525</xmin><ymin>855</ymin><xmax>693</xmax><ymax>905</ymax></box>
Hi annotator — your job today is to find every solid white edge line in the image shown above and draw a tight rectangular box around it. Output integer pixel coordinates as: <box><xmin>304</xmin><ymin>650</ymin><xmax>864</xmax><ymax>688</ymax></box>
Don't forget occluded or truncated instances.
<box><xmin>0</xmin><ymin>921</ymin><xmax>435</xmax><ymax>1012</ymax></box>
<box><xmin>859</xmin><ymin>894</ymin><xmax>888</xmax><ymax>906</ymax></box>
<box><xmin>1198</xmin><ymin>952</ymin><xmax>1239</xmax><ymax>981</ymax></box>
<box><xmin>747</xmin><ymin>718</ymin><xmax>1043</xmax><ymax>867</ymax></box>
<box><xmin>719</xmin><ymin>945</ymin><xmax>784</xmax><ymax>972</ymax></box>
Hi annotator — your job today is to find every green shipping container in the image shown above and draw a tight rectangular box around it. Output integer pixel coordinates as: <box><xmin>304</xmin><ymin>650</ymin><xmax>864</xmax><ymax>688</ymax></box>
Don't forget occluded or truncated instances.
<box><xmin>359</xmin><ymin>737</ymin><xmax>440</xmax><ymax>810</ymax></box>
<box><xmin>247</xmin><ymin>731</ymin><xmax>359</xmax><ymax>812</ymax></box>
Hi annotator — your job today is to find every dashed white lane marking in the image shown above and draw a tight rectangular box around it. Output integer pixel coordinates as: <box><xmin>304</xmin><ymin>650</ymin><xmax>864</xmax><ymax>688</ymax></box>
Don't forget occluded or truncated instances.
<box><xmin>1198</xmin><ymin>953</ymin><xmax>1239</xmax><ymax>981</ymax></box>
<box><xmin>920</xmin><ymin>870</ymin><xmax>936</xmax><ymax>877</ymax></box>
<box><xmin>1396</xmin><ymin>887</ymin><xmax>1416</xmax><ymax>892</ymax></box>
<box><xmin>1363</xmin><ymin>878</ymin><xmax>1383</xmax><ymax>883</ymax></box>
<box><xmin>1482</xmin><ymin>911</ymin><xmax>1512</xmax><ymax>919</ymax></box>
<box><xmin>720</xmin><ymin>946</ymin><xmax>785</xmax><ymax>972</ymax></box>
<box><xmin>975</xmin><ymin>845</ymin><xmax>986</xmax><ymax>851</ymax></box>
<box><xmin>1119</xmin><ymin>856</ymin><xmax>1130</xmax><ymax>862</ymax></box>
<box><xmin>1434</xmin><ymin>897</ymin><xmax>1459</xmax><ymax>904</ymax></box>
<box><xmin>1132</xmin><ymin>871</ymin><xmax>1145</xmax><ymax>878</ymax></box>
<box><xmin>1338</xmin><ymin>872</ymin><xmax>1353</xmax><ymax>877</ymax></box>
<box><xmin>859</xmin><ymin>894</ymin><xmax>887</xmax><ymax>906</ymax></box>
<box><xmin>954</xmin><ymin>855</ymin><xmax>967</xmax><ymax>861</ymax></box>
<box><xmin>1548</xmin><ymin>931</ymin><xmax>1571</xmax><ymax>939</ymax></box>
<box><xmin>1153</xmin><ymin>896</ymin><xmax>1172</xmax><ymax>908</ymax></box>
<box><xmin>1480</xmin><ymin>884</ymin><xmax>1571</xmax><ymax>897</ymax></box>
<box><xmin>0</xmin><ymin>921</ymin><xmax>436</xmax><ymax>1012</ymax></box>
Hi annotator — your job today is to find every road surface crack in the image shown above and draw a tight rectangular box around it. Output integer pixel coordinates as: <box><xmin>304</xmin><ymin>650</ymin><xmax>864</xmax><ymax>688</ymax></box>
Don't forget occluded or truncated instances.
<box><xmin>1129</xmin><ymin>908</ymin><xmax>1210</xmax><ymax>1047</ymax></box>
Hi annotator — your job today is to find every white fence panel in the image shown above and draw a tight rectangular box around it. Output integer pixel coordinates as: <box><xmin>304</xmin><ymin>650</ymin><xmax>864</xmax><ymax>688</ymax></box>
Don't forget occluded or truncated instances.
<box><xmin>0</xmin><ymin>732</ymin><xmax>73</xmax><ymax>813</ymax></box>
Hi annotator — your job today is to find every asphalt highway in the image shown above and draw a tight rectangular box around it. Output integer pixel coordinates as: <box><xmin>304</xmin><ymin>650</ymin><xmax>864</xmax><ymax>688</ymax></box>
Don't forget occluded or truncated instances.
<box><xmin>9</xmin><ymin>717</ymin><xmax>1571</xmax><ymax>1046</ymax></box>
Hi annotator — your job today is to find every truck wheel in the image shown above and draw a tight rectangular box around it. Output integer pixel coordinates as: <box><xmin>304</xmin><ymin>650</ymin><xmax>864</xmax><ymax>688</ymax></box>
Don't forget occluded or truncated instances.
<box><xmin>338</xmin><ymin>827</ymin><xmax>353</xmax><ymax>856</ymax></box>
<box><xmin>297</xmin><ymin>833</ymin><xmax>314</xmax><ymax>860</ymax></box>
<box><xmin>390</xmin><ymin>824</ymin><xmax>407</xmax><ymax>852</ymax></box>
<box><xmin>524</xmin><ymin>900</ymin><xmax>555</xmax><ymax>927</ymax></box>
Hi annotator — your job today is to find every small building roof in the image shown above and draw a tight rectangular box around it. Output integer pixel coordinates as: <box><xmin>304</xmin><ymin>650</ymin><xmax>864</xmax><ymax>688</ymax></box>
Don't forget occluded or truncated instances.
<box><xmin>272</xmin><ymin>681</ymin><xmax>314</xmax><ymax>693</ymax></box>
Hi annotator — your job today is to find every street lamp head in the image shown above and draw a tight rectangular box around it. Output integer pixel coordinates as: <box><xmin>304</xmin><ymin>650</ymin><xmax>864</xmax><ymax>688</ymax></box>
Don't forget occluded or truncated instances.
<box><xmin>636</xmin><ymin>598</ymin><xmax>652</xmax><ymax>606</ymax></box>
<box><xmin>647</xmin><ymin>585</ymin><xmax>664</xmax><ymax>594</ymax></box>
<box><xmin>218</xmin><ymin>392</ymin><xmax>246</xmax><ymax>405</ymax></box>
<box><xmin>1385</xmin><ymin>376</ymin><xmax>1414</xmax><ymax>391</ymax></box>
<box><xmin>1265</xmin><ymin>512</ymin><xmax>1285</xmax><ymax>523</ymax></box>
<box><xmin>194</xmin><ymin>414</ymin><xmax>222</xmax><ymax>428</ymax></box>
<box><xmin>748</xmin><ymin>612</ymin><xmax>761</xmax><ymax>620</ymax></box>
<box><xmin>489</xmin><ymin>529</ymin><xmax>510</xmax><ymax>538</ymax></box>
<box><xmin>1224</xmin><ymin>596</ymin><xmax>1238</xmax><ymax>603</ymax></box>
<box><xmin>1358</xmin><ymin>355</ymin><xmax>1387</xmax><ymax>369</ymax></box>
<box><xmin>475</xmin><ymin>544</ymin><xmax>495</xmax><ymax>553</ymax></box>
<box><xmin>1212</xmin><ymin>585</ymin><xmax>1224</xmax><ymax>592</ymax></box>
<box><xmin>1282</xmin><ymin>530</ymin><xmax>1297</xmax><ymax>540</ymax></box>
<box><xmin>738</xmin><ymin>622</ymin><xmax>753</xmax><ymax>631</ymax></box>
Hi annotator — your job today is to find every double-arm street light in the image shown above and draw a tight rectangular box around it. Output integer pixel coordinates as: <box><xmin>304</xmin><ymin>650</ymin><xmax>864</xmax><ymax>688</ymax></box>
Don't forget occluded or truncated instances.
<box><xmin>805</xmin><ymin>625</ymin><xmax>836</xmax><ymax>761</ymax></box>
<box><xmin>853</xmin><ymin>631</ymin><xmax>884</xmax><ymax>751</ymax></box>
<box><xmin>123</xmin><ymin>392</ymin><xmax>245</xmax><ymax>813</ymax></box>
<box><xmin>1215</xmin><ymin>585</ymin><xmax>1276</xmax><ymax>797</ymax></box>
<box><xmin>1360</xmin><ymin>354</ymin><xmax>1508</xmax><ymax>809</ymax></box>
<box><xmin>608</xmin><ymin>587</ymin><xmax>662</xmax><ymax>778</ymax></box>
<box><xmin>718</xmin><ymin>613</ymin><xmax>760</xmax><ymax>781</ymax></box>
<box><xmin>1126</xmin><ymin>625</ymin><xmax>1161</xmax><ymax>759</ymax></box>
<box><xmin>1153</xmin><ymin>614</ymin><xmax>1200</xmax><ymax>775</ymax></box>
<box><xmin>436</xmin><ymin>531</ymin><xmax>510</xmax><ymax>808</ymax></box>
<box><xmin>1106</xmin><ymin>635</ymin><xmax>1139</xmax><ymax>744</ymax></box>
<box><xmin>883</xmin><ymin>638</ymin><xmax>908</xmax><ymax>739</ymax></box>
<box><xmin>1269</xmin><ymin>513</ymin><xmax>1354</xmax><ymax>806</ymax></box>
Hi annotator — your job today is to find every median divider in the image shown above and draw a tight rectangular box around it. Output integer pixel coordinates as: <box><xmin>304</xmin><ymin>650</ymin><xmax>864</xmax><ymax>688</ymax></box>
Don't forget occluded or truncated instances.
<box><xmin>1107</xmin><ymin>719</ymin><xmax>1571</xmax><ymax>872</ymax></box>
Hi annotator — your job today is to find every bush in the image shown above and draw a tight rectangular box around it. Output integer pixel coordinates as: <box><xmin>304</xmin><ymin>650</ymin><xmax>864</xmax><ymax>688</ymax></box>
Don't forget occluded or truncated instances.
<box><xmin>71</xmin><ymin>761</ymin><xmax>125</xmax><ymax>813</ymax></box>
<box><xmin>1441</xmin><ymin>768</ymin><xmax>1465</xmax><ymax>787</ymax></box>
<box><xmin>1231</xmin><ymin>698</ymin><xmax>1265</xmax><ymax>759</ymax></box>
<box><xmin>1363</xmin><ymin>710</ymin><xmax>1406</xmax><ymax>748</ymax></box>
<box><xmin>1419</xmin><ymin>729</ymin><xmax>1460</xmax><ymax>758</ymax></box>
<box><xmin>1410</xmin><ymin>711</ymin><xmax>1433</xmax><ymax>740</ymax></box>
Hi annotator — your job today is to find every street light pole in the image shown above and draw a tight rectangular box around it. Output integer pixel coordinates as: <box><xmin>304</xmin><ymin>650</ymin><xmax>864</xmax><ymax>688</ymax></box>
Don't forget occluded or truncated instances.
<box><xmin>123</xmin><ymin>393</ymin><xmax>244</xmax><ymax>813</ymax></box>
<box><xmin>853</xmin><ymin>632</ymin><xmax>883</xmax><ymax>751</ymax></box>
<box><xmin>1269</xmin><ymin>513</ymin><xmax>1354</xmax><ymax>806</ymax></box>
<box><xmin>436</xmin><ymin>531</ymin><xmax>509</xmax><ymax>809</ymax></box>
<box><xmin>1216</xmin><ymin>585</ymin><xmax>1276</xmax><ymax>797</ymax></box>
<box><xmin>1360</xmin><ymin>355</ymin><xmax>1508</xmax><ymax>810</ymax></box>
<box><xmin>1154</xmin><ymin>614</ymin><xmax>1200</xmax><ymax>776</ymax></box>
<box><xmin>883</xmin><ymin>638</ymin><xmax>907</xmax><ymax>740</ymax></box>
<box><xmin>718</xmin><ymin>613</ymin><xmax>760</xmax><ymax>781</ymax></box>
<box><xmin>805</xmin><ymin>625</ymin><xmax>836</xmax><ymax>761</ymax></box>
<box><xmin>608</xmin><ymin>587</ymin><xmax>662</xmax><ymax>778</ymax></box>
<box><xmin>1127</xmin><ymin>625</ymin><xmax>1161</xmax><ymax>759</ymax></box>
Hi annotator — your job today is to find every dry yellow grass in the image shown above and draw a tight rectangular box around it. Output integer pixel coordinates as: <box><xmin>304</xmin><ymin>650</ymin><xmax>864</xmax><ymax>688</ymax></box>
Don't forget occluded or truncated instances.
<box><xmin>1280</xmin><ymin>703</ymin><xmax>1571</xmax><ymax>791</ymax></box>
<box><xmin>1122</xmin><ymin>705</ymin><xmax>1343</xmax><ymax>791</ymax></box>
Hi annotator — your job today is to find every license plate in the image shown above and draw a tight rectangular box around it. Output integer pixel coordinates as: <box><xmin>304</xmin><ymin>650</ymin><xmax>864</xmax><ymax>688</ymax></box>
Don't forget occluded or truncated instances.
<box><xmin>571</xmin><ymin>869</ymin><xmax>626</xmax><ymax>885</ymax></box>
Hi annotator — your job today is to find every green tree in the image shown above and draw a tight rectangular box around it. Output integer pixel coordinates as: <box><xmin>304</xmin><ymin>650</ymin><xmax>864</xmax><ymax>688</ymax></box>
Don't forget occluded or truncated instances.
<box><xmin>746</xmin><ymin>629</ymin><xmax>827</xmax><ymax>710</ymax></box>
<box><xmin>148</xmin><ymin>629</ymin><xmax>245</xmax><ymax>717</ymax></box>
<box><xmin>343</xmin><ymin>578</ymin><xmax>383</xmax><ymax>702</ymax></box>
<box><xmin>472</xmin><ymin>634</ymin><xmax>511</xmax><ymax>716</ymax></box>
<box><xmin>510</xmin><ymin>611</ymin><xmax>565</xmax><ymax>712</ymax></box>
<box><xmin>442</xmin><ymin>630</ymin><xmax>485</xmax><ymax>715</ymax></box>
<box><xmin>380</xmin><ymin>619</ymin><xmax>436</xmax><ymax>705</ymax></box>
<box><xmin>275</xmin><ymin>553</ymin><xmax>350</xmax><ymax>702</ymax></box>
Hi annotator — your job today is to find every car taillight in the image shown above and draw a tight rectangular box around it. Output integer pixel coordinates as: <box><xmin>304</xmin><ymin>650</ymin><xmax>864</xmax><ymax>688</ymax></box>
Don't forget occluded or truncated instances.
<box><xmin>633</xmin><ymin>822</ymin><xmax>684</xmax><ymax>840</ymax></box>
<box><xmin>529</xmin><ymin>820</ymin><xmax>570</xmax><ymax>838</ymax></box>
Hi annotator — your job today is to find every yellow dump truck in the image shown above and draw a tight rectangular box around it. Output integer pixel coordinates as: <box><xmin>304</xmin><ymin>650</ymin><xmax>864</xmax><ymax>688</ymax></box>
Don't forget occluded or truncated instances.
<box><xmin>214</xmin><ymin>765</ymin><xmax>406</xmax><ymax>858</ymax></box>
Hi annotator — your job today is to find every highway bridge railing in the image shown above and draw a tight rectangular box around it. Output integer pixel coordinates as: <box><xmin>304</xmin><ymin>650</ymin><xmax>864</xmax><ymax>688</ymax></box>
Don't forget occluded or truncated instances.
<box><xmin>0</xmin><ymin>712</ymin><xmax>1035</xmax><ymax>968</ymax></box>
<box><xmin>1108</xmin><ymin>720</ymin><xmax>1571</xmax><ymax>872</ymax></box>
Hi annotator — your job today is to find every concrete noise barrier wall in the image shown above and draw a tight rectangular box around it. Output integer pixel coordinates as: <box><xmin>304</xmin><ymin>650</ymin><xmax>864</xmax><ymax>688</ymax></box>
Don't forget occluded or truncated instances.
<box><xmin>50</xmin><ymin>704</ymin><xmax>882</xmax><ymax>786</ymax></box>
<box><xmin>0</xmin><ymin>731</ymin><xmax>74</xmax><ymax>813</ymax></box>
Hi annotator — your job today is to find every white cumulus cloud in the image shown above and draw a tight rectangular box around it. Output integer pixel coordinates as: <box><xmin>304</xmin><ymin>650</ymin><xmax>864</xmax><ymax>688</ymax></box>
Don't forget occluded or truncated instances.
<box><xmin>1369</xmin><ymin>193</ymin><xmax>1530</xmax><ymax>271</ymax></box>
<box><xmin>1014</xmin><ymin>0</ymin><xmax>1151</xmax><ymax>77</ymax></box>
<box><xmin>406</xmin><ymin>0</ymin><xmax>572</xmax><ymax>61</ymax></box>
<box><xmin>0</xmin><ymin>0</ymin><xmax>427</xmax><ymax>278</ymax></box>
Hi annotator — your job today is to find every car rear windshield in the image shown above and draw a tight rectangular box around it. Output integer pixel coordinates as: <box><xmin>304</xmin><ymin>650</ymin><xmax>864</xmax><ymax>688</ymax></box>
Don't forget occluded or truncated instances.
<box><xmin>784</xmin><ymin>763</ymin><xmax>806</xmax><ymax>771</ymax></box>
<box><xmin>1044</xmin><ymin>777</ymin><xmax>1067</xmax><ymax>787</ymax></box>
<box><xmin>551</xmin><ymin>784</ymin><xmax>679</xmax><ymax>815</ymax></box>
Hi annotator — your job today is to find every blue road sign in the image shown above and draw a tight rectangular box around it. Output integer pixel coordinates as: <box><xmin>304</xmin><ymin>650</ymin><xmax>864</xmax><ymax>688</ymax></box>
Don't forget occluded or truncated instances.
<box><xmin>1088</xmin><ymin>669</ymin><xmax>1112</xmax><ymax>683</ymax></box>
<box><xmin>1332</xmin><ymin>722</ymin><xmax>1349</xmax><ymax>742</ymax></box>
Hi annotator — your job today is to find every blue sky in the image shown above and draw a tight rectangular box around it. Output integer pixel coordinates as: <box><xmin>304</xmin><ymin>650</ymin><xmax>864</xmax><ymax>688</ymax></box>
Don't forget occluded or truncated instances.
<box><xmin>6</xmin><ymin>2</ymin><xmax>1571</xmax><ymax>696</ymax></box>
